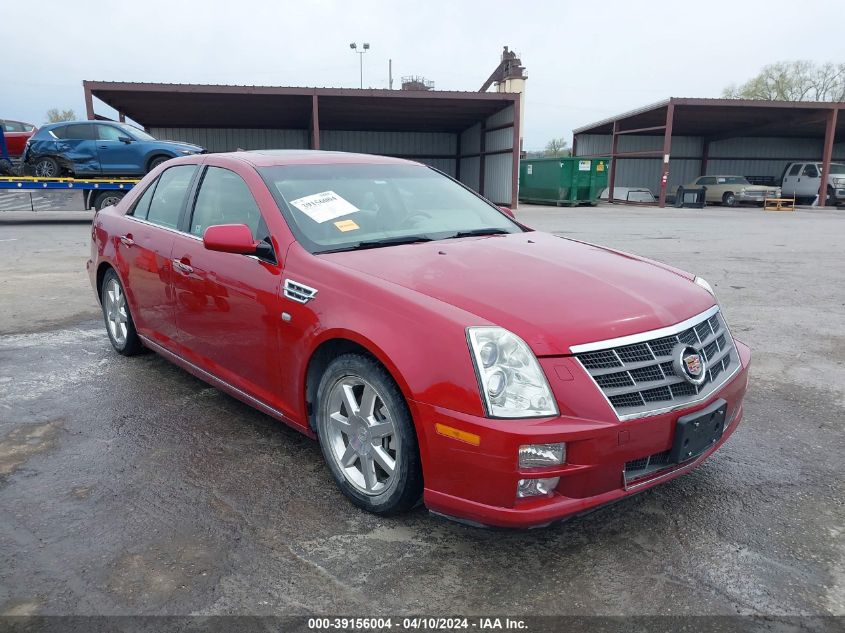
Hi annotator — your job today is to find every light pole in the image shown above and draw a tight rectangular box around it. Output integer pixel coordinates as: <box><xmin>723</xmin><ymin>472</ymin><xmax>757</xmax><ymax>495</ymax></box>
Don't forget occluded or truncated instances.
<box><xmin>349</xmin><ymin>42</ymin><xmax>370</xmax><ymax>89</ymax></box>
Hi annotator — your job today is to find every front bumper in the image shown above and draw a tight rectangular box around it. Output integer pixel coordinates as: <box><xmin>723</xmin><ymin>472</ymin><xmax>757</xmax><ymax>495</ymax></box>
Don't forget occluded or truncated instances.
<box><xmin>736</xmin><ymin>191</ymin><xmax>778</xmax><ymax>202</ymax></box>
<box><xmin>413</xmin><ymin>340</ymin><xmax>751</xmax><ymax>528</ymax></box>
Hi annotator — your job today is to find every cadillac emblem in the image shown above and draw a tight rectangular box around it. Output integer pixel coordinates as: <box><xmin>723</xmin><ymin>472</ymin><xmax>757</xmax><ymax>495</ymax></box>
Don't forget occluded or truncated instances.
<box><xmin>673</xmin><ymin>344</ymin><xmax>707</xmax><ymax>386</ymax></box>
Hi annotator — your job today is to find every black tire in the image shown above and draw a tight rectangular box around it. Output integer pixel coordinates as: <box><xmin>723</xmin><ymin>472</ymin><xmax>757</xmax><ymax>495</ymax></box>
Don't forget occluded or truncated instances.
<box><xmin>147</xmin><ymin>155</ymin><xmax>170</xmax><ymax>172</ymax></box>
<box><xmin>826</xmin><ymin>185</ymin><xmax>835</xmax><ymax>206</ymax></box>
<box><xmin>674</xmin><ymin>187</ymin><xmax>684</xmax><ymax>208</ymax></box>
<box><xmin>94</xmin><ymin>190</ymin><xmax>125</xmax><ymax>211</ymax></box>
<box><xmin>722</xmin><ymin>192</ymin><xmax>737</xmax><ymax>207</ymax></box>
<box><xmin>0</xmin><ymin>159</ymin><xmax>12</xmax><ymax>176</ymax></box>
<box><xmin>100</xmin><ymin>269</ymin><xmax>144</xmax><ymax>356</ymax></box>
<box><xmin>315</xmin><ymin>353</ymin><xmax>423</xmax><ymax>515</ymax></box>
<box><xmin>33</xmin><ymin>156</ymin><xmax>61</xmax><ymax>178</ymax></box>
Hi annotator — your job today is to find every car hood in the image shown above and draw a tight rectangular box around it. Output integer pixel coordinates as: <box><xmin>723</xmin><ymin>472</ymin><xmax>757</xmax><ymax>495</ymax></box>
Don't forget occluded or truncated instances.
<box><xmin>156</xmin><ymin>140</ymin><xmax>204</xmax><ymax>152</ymax></box>
<box><xmin>322</xmin><ymin>231</ymin><xmax>715</xmax><ymax>356</ymax></box>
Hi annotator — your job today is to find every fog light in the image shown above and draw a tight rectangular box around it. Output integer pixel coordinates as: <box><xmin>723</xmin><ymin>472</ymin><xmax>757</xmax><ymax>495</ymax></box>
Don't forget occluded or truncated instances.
<box><xmin>519</xmin><ymin>443</ymin><xmax>565</xmax><ymax>468</ymax></box>
<box><xmin>517</xmin><ymin>477</ymin><xmax>559</xmax><ymax>498</ymax></box>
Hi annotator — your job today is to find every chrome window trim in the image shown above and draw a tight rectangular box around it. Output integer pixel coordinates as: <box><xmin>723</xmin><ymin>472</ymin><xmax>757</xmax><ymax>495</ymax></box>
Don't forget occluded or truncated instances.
<box><xmin>569</xmin><ymin>305</ymin><xmax>720</xmax><ymax>354</ymax></box>
<box><xmin>125</xmin><ymin>214</ymin><xmax>202</xmax><ymax>240</ymax></box>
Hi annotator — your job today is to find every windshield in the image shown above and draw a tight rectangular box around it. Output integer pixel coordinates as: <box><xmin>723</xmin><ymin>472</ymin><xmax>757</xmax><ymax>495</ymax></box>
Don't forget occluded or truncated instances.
<box><xmin>716</xmin><ymin>176</ymin><xmax>750</xmax><ymax>185</ymax></box>
<box><xmin>119</xmin><ymin>124</ymin><xmax>156</xmax><ymax>141</ymax></box>
<box><xmin>259</xmin><ymin>164</ymin><xmax>522</xmax><ymax>254</ymax></box>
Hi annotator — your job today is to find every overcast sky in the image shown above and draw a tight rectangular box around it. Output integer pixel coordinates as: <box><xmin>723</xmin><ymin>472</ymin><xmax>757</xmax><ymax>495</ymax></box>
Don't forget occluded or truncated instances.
<box><xmin>2</xmin><ymin>0</ymin><xmax>842</xmax><ymax>150</ymax></box>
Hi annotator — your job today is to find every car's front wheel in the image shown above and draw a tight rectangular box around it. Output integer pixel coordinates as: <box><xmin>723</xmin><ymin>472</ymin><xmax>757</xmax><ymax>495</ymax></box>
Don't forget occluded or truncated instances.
<box><xmin>315</xmin><ymin>353</ymin><xmax>423</xmax><ymax>515</ymax></box>
<box><xmin>101</xmin><ymin>269</ymin><xmax>143</xmax><ymax>356</ymax></box>
<box><xmin>722</xmin><ymin>192</ymin><xmax>737</xmax><ymax>207</ymax></box>
<box><xmin>34</xmin><ymin>157</ymin><xmax>61</xmax><ymax>178</ymax></box>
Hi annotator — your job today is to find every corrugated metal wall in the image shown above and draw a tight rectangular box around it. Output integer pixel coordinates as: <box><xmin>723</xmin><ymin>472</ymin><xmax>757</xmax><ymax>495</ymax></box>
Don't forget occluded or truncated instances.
<box><xmin>150</xmin><ymin>128</ymin><xmax>309</xmax><ymax>152</ymax></box>
<box><xmin>575</xmin><ymin>134</ymin><xmax>845</xmax><ymax>191</ymax></box>
<box><xmin>151</xmin><ymin>104</ymin><xmax>516</xmax><ymax>204</ymax></box>
<box><xmin>322</xmin><ymin>130</ymin><xmax>457</xmax><ymax>177</ymax></box>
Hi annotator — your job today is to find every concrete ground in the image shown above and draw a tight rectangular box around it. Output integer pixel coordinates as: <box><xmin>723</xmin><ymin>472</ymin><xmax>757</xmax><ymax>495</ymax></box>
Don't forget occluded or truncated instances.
<box><xmin>0</xmin><ymin>199</ymin><xmax>843</xmax><ymax>618</ymax></box>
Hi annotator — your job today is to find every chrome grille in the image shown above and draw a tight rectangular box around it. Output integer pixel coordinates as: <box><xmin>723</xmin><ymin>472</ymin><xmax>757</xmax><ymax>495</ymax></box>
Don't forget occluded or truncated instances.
<box><xmin>573</xmin><ymin>307</ymin><xmax>739</xmax><ymax>420</ymax></box>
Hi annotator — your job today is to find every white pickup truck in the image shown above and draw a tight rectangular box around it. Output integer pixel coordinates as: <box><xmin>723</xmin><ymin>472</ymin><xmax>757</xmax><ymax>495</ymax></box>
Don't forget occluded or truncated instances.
<box><xmin>781</xmin><ymin>162</ymin><xmax>845</xmax><ymax>205</ymax></box>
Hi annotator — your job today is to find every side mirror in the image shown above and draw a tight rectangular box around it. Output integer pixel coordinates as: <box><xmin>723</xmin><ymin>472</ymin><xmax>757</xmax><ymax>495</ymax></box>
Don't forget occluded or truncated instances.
<box><xmin>498</xmin><ymin>205</ymin><xmax>516</xmax><ymax>219</ymax></box>
<box><xmin>203</xmin><ymin>224</ymin><xmax>258</xmax><ymax>255</ymax></box>
<box><xmin>118</xmin><ymin>136</ymin><xmax>133</xmax><ymax>144</ymax></box>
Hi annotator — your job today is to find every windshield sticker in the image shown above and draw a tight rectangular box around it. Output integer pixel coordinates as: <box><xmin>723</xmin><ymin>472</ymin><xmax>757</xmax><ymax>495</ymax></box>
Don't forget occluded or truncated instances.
<box><xmin>289</xmin><ymin>191</ymin><xmax>359</xmax><ymax>223</ymax></box>
<box><xmin>334</xmin><ymin>219</ymin><xmax>360</xmax><ymax>232</ymax></box>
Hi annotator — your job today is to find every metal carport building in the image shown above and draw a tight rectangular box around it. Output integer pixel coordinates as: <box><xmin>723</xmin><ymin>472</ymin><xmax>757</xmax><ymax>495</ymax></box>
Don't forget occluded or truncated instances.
<box><xmin>572</xmin><ymin>98</ymin><xmax>845</xmax><ymax>207</ymax></box>
<box><xmin>82</xmin><ymin>81</ymin><xmax>521</xmax><ymax>207</ymax></box>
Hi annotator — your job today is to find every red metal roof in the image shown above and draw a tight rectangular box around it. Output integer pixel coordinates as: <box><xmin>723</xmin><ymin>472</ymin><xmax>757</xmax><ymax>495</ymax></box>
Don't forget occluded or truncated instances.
<box><xmin>83</xmin><ymin>81</ymin><xmax>518</xmax><ymax>132</ymax></box>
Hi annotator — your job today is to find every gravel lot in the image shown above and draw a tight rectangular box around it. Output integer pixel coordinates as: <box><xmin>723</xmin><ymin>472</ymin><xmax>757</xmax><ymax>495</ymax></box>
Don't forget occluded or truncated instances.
<box><xmin>0</xmin><ymin>202</ymin><xmax>843</xmax><ymax>619</ymax></box>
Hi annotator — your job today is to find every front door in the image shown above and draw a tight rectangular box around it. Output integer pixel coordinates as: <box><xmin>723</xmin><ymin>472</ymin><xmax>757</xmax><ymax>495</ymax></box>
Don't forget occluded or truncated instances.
<box><xmin>798</xmin><ymin>163</ymin><xmax>821</xmax><ymax>198</ymax></box>
<box><xmin>117</xmin><ymin>164</ymin><xmax>198</xmax><ymax>347</ymax></box>
<box><xmin>96</xmin><ymin>124</ymin><xmax>141</xmax><ymax>175</ymax></box>
<box><xmin>170</xmin><ymin>165</ymin><xmax>285</xmax><ymax>409</ymax></box>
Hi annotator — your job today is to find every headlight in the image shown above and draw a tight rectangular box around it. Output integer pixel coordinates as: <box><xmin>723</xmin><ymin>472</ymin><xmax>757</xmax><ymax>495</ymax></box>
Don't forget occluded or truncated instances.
<box><xmin>179</xmin><ymin>149</ymin><xmax>194</xmax><ymax>155</ymax></box>
<box><xmin>694</xmin><ymin>276</ymin><xmax>716</xmax><ymax>298</ymax></box>
<box><xmin>467</xmin><ymin>327</ymin><xmax>558</xmax><ymax>418</ymax></box>
<box><xmin>834</xmin><ymin>178</ymin><xmax>845</xmax><ymax>187</ymax></box>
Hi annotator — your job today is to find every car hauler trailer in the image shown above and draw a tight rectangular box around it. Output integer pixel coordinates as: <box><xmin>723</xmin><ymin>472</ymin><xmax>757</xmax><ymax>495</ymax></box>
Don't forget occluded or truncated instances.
<box><xmin>0</xmin><ymin>176</ymin><xmax>137</xmax><ymax>210</ymax></box>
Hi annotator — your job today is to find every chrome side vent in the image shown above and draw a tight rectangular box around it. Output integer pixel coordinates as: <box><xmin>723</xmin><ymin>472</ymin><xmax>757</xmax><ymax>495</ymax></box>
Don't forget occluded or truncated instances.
<box><xmin>283</xmin><ymin>279</ymin><xmax>318</xmax><ymax>304</ymax></box>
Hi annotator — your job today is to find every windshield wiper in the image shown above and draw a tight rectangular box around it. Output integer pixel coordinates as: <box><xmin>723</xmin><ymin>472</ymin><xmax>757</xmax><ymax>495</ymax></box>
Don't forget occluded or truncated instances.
<box><xmin>445</xmin><ymin>228</ymin><xmax>511</xmax><ymax>239</ymax></box>
<box><xmin>319</xmin><ymin>235</ymin><xmax>434</xmax><ymax>253</ymax></box>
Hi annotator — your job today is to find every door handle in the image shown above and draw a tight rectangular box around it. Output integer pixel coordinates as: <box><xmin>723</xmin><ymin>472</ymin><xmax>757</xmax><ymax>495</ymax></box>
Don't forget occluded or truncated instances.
<box><xmin>98</xmin><ymin>145</ymin><xmax>109</xmax><ymax>149</ymax></box>
<box><xmin>172</xmin><ymin>259</ymin><xmax>193</xmax><ymax>274</ymax></box>
<box><xmin>119</xmin><ymin>235</ymin><xmax>134</xmax><ymax>247</ymax></box>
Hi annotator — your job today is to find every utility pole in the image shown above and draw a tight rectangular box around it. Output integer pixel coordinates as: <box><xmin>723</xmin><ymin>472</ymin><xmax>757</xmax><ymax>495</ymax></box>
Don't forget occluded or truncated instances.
<box><xmin>349</xmin><ymin>42</ymin><xmax>370</xmax><ymax>89</ymax></box>
<box><xmin>389</xmin><ymin>59</ymin><xmax>393</xmax><ymax>90</ymax></box>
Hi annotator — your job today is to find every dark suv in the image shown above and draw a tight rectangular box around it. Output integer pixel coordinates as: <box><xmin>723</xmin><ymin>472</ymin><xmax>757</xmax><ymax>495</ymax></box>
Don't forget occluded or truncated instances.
<box><xmin>23</xmin><ymin>121</ymin><xmax>204</xmax><ymax>178</ymax></box>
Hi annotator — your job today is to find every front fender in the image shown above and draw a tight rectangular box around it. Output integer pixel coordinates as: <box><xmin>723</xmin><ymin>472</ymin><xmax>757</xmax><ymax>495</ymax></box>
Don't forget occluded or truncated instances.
<box><xmin>279</xmin><ymin>244</ymin><xmax>489</xmax><ymax>426</ymax></box>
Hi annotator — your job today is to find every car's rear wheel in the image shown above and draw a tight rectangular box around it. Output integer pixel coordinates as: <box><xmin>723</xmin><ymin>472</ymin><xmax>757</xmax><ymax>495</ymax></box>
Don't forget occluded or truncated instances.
<box><xmin>315</xmin><ymin>354</ymin><xmax>422</xmax><ymax>515</ymax></box>
<box><xmin>101</xmin><ymin>269</ymin><xmax>143</xmax><ymax>356</ymax></box>
<box><xmin>34</xmin><ymin>157</ymin><xmax>61</xmax><ymax>178</ymax></box>
<box><xmin>722</xmin><ymin>192</ymin><xmax>736</xmax><ymax>207</ymax></box>
<box><xmin>147</xmin><ymin>155</ymin><xmax>170</xmax><ymax>172</ymax></box>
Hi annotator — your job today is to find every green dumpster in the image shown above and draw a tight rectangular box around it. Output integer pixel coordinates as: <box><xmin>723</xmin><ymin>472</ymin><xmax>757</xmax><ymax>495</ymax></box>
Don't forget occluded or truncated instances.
<box><xmin>519</xmin><ymin>156</ymin><xmax>610</xmax><ymax>206</ymax></box>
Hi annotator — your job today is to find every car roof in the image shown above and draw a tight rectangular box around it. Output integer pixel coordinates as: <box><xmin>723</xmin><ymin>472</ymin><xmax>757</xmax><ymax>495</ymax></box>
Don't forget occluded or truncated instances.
<box><xmin>227</xmin><ymin>150</ymin><xmax>423</xmax><ymax>168</ymax></box>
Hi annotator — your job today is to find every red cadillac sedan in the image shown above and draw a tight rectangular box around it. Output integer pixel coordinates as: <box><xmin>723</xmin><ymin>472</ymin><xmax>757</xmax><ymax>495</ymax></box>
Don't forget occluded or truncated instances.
<box><xmin>87</xmin><ymin>150</ymin><xmax>750</xmax><ymax>528</ymax></box>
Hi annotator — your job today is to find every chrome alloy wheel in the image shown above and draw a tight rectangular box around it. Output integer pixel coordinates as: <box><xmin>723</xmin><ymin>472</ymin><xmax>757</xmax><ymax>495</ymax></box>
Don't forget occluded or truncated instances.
<box><xmin>35</xmin><ymin>160</ymin><xmax>57</xmax><ymax>177</ymax></box>
<box><xmin>103</xmin><ymin>278</ymin><xmax>128</xmax><ymax>346</ymax></box>
<box><xmin>324</xmin><ymin>377</ymin><xmax>399</xmax><ymax>496</ymax></box>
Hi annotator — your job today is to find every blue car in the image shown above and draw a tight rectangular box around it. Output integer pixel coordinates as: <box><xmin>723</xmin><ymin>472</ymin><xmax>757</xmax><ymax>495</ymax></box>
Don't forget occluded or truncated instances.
<box><xmin>23</xmin><ymin>121</ymin><xmax>204</xmax><ymax>178</ymax></box>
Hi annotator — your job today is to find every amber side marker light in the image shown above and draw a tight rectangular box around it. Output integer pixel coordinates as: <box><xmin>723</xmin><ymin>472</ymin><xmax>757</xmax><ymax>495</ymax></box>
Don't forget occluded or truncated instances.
<box><xmin>435</xmin><ymin>423</ymin><xmax>481</xmax><ymax>446</ymax></box>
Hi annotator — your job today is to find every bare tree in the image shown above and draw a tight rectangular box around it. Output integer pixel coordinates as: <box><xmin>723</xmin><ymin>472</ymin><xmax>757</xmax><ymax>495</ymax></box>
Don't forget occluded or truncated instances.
<box><xmin>723</xmin><ymin>61</ymin><xmax>845</xmax><ymax>101</ymax></box>
<box><xmin>544</xmin><ymin>137</ymin><xmax>570</xmax><ymax>157</ymax></box>
<box><xmin>45</xmin><ymin>108</ymin><xmax>77</xmax><ymax>123</ymax></box>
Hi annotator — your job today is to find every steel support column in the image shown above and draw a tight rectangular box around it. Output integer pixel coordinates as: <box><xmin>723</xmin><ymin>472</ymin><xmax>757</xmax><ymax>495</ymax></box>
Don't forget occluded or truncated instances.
<box><xmin>479</xmin><ymin>120</ymin><xmax>486</xmax><ymax>199</ymax></box>
<box><xmin>608</xmin><ymin>121</ymin><xmax>619</xmax><ymax>203</ymax></box>
<box><xmin>310</xmin><ymin>94</ymin><xmax>320</xmax><ymax>150</ymax></box>
<box><xmin>84</xmin><ymin>85</ymin><xmax>95</xmax><ymax>121</ymax></box>
<box><xmin>658</xmin><ymin>102</ymin><xmax>675</xmax><ymax>208</ymax></box>
<box><xmin>700</xmin><ymin>140</ymin><xmax>709</xmax><ymax>177</ymax></box>
<box><xmin>510</xmin><ymin>97</ymin><xmax>520</xmax><ymax>208</ymax></box>
<box><xmin>818</xmin><ymin>107</ymin><xmax>838</xmax><ymax>207</ymax></box>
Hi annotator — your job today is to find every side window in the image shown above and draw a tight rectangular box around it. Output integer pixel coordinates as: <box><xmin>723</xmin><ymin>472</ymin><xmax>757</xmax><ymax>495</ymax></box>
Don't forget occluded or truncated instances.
<box><xmin>189</xmin><ymin>167</ymin><xmax>262</xmax><ymax>238</ymax></box>
<box><xmin>129</xmin><ymin>179</ymin><xmax>159</xmax><ymax>219</ymax></box>
<box><xmin>97</xmin><ymin>125</ymin><xmax>125</xmax><ymax>141</ymax></box>
<box><xmin>62</xmin><ymin>124</ymin><xmax>96</xmax><ymax>140</ymax></box>
<box><xmin>146</xmin><ymin>165</ymin><xmax>197</xmax><ymax>229</ymax></box>
<box><xmin>50</xmin><ymin>126</ymin><xmax>68</xmax><ymax>139</ymax></box>
<box><xmin>699</xmin><ymin>177</ymin><xmax>716</xmax><ymax>185</ymax></box>
<box><xmin>802</xmin><ymin>164</ymin><xmax>819</xmax><ymax>178</ymax></box>
<box><xmin>788</xmin><ymin>164</ymin><xmax>803</xmax><ymax>177</ymax></box>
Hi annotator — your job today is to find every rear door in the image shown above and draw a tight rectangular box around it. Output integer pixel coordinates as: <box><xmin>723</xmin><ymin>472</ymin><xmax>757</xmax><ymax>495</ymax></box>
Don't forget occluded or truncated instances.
<box><xmin>96</xmin><ymin>124</ymin><xmax>142</xmax><ymax>175</ymax></box>
<box><xmin>57</xmin><ymin>123</ymin><xmax>101</xmax><ymax>174</ymax></box>
<box><xmin>170</xmin><ymin>164</ymin><xmax>286</xmax><ymax>410</ymax></box>
<box><xmin>118</xmin><ymin>164</ymin><xmax>198</xmax><ymax>348</ymax></box>
<box><xmin>798</xmin><ymin>163</ymin><xmax>821</xmax><ymax>198</ymax></box>
<box><xmin>781</xmin><ymin>163</ymin><xmax>802</xmax><ymax>197</ymax></box>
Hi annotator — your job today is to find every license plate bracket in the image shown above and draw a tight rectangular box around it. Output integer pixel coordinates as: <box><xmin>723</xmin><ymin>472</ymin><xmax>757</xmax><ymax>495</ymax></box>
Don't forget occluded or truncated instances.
<box><xmin>669</xmin><ymin>399</ymin><xmax>727</xmax><ymax>464</ymax></box>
